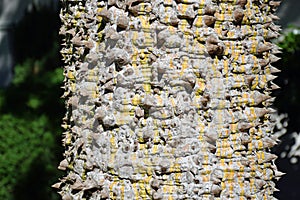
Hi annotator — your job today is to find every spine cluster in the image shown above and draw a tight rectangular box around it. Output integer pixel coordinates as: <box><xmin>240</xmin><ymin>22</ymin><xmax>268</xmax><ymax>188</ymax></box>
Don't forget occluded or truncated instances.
<box><xmin>55</xmin><ymin>0</ymin><xmax>283</xmax><ymax>199</ymax></box>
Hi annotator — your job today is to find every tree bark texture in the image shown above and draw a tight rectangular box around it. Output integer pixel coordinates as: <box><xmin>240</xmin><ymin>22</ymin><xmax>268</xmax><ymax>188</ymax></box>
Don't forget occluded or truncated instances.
<box><xmin>55</xmin><ymin>0</ymin><xmax>283</xmax><ymax>199</ymax></box>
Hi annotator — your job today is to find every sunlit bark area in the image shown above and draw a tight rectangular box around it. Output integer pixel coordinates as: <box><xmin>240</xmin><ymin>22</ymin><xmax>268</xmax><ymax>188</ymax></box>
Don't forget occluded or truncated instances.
<box><xmin>55</xmin><ymin>0</ymin><xmax>283</xmax><ymax>199</ymax></box>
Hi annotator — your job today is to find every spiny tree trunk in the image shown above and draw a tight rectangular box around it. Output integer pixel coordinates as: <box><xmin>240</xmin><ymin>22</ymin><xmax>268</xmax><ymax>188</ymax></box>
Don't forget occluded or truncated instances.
<box><xmin>54</xmin><ymin>0</ymin><xmax>283</xmax><ymax>199</ymax></box>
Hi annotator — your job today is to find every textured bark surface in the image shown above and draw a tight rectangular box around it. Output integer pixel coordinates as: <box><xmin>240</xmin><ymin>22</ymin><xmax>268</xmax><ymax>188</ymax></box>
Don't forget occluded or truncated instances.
<box><xmin>55</xmin><ymin>0</ymin><xmax>283</xmax><ymax>199</ymax></box>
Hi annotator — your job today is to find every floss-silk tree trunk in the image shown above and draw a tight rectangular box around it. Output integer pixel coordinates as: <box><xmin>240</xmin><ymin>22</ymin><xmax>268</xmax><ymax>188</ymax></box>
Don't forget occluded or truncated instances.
<box><xmin>54</xmin><ymin>0</ymin><xmax>284</xmax><ymax>199</ymax></box>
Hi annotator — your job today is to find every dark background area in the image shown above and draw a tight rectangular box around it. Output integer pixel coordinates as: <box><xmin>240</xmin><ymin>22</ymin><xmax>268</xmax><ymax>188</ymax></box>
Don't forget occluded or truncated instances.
<box><xmin>0</xmin><ymin>1</ymin><xmax>299</xmax><ymax>200</ymax></box>
<box><xmin>273</xmin><ymin>31</ymin><xmax>300</xmax><ymax>199</ymax></box>
<box><xmin>0</xmin><ymin>4</ymin><xmax>64</xmax><ymax>200</ymax></box>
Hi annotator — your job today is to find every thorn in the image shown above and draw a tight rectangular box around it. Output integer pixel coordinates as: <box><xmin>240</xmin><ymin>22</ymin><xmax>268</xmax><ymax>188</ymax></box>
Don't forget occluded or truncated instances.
<box><xmin>98</xmin><ymin>8</ymin><xmax>112</xmax><ymax>21</ymax></box>
<box><xmin>52</xmin><ymin>182</ymin><xmax>62</xmax><ymax>189</ymax></box>
<box><xmin>170</xmin><ymin>15</ymin><xmax>179</xmax><ymax>26</ymax></box>
<box><xmin>65</xmin><ymin>28</ymin><xmax>76</xmax><ymax>36</ymax></box>
<box><xmin>233</xmin><ymin>8</ymin><xmax>244</xmax><ymax>24</ymax></box>
<box><xmin>236</xmin><ymin>0</ymin><xmax>247</xmax><ymax>7</ymax></box>
<box><xmin>206</xmin><ymin>35</ymin><xmax>218</xmax><ymax>44</ymax></box>
<box><xmin>252</xmin><ymin>91</ymin><xmax>271</xmax><ymax>105</ymax></box>
<box><xmin>274</xmin><ymin>170</ymin><xmax>286</xmax><ymax>177</ymax></box>
<box><xmin>269</xmin><ymin>14</ymin><xmax>280</xmax><ymax>21</ymax></box>
<box><xmin>270</xmin><ymin>82</ymin><xmax>281</xmax><ymax>90</ymax></box>
<box><xmin>269</xmin><ymin>24</ymin><xmax>282</xmax><ymax>32</ymax></box>
<box><xmin>266</xmin><ymin>97</ymin><xmax>276</xmax><ymax>103</ymax></box>
<box><xmin>211</xmin><ymin>184</ymin><xmax>222</xmax><ymax>195</ymax></box>
<box><xmin>267</xmin><ymin>66</ymin><xmax>281</xmax><ymax>73</ymax></box>
<box><xmin>62</xmin><ymin>194</ymin><xmax>72</xmax><ymax>200</ymax></box>
<box><xmin>268</xmin><ymin>107</ymin><xmax>277</xmax><ymax>113</ymax></box>
<box><xmin>265</xmin><ymin>30</ymin><xmax>280</xmax><ymax>40</ymax></box>
<box><xmin>269</xmin><ymin>1</ymin><xmax>281</xmax><ymax>8</ymax></box>
<box><xmin>117</xmin><ymin>16</ymin><xmax>129</xmax><ymax>29</ymax></box>
<box><xmin>58</xmin><ymin>159</ymin><xmax>68</xmax><ymax>170</ymax></box>
<box><xmin>245</xmin><ymin>75</ymin><xmax>256</xmax><ymax>86</ymax></box>
<box><xmin>204</xmin><ymin>5</ymin><xmax>216</xmax><ymax>15</ymax></box>
<box><xmin>272</xmin><ymin>48</ymin><xmax>282</xmax><ymax>54</ymax></box>
<box><xmin>257</xmin><ymin>43</ymin><xmax>272</xmax><ymax>54</ymax></box>
<box><xmin>267</xmin><ymin>74</ymin><xmax>278</xmax><ymax>81</ymax></box>
<box><xmin>259</xmin><ymin>59</ymin><xmax>269</xmax><ymax>67</ymax></box>
<box><xmin>255</xmin><ymin>179</ymin><xmax>266</xmax><ymax>188</ymax></box>
<box><xmin>273</xmin><ymin>188</ymin><xmax>280</xmax><ymax>192</ymax></box>
<box><xmin>269</xmin><ymin>54</ymin><xmax>281</xmax><ymax>63</ymax></box>
<box><xmin>108</xmin><ymin>0</ymin><xmax>116</xmax><ymax>6</ymax></box>
<box><xmin>203</xmin><ymin>15</ymin><xmax>216</xmax><ymax>27</ymax></box>
<box><xmin>263</xmin><ymin>137</ymin><xmax>277</xmax><ymax>148</ymax></box>
<box><xmin>238</xmin><ymin>122</ymin><xmax>256</xmax><ymax>131</ymax></box>
<box><xmin>255</xmin><ymin>108</ymin><xmax>269</xmax><ymax>118</ymax></box>
<box><xmin>258</xmin><ymin>152</ymin><xmax>278</xmax><ymax>164</ymax></box>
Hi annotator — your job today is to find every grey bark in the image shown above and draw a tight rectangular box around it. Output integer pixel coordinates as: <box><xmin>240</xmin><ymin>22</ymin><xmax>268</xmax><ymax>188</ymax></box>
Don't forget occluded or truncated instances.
<box><xmin>55</xmin><ymin>0</ymin><xmax>283</xmax><ymax>199</ymax></box>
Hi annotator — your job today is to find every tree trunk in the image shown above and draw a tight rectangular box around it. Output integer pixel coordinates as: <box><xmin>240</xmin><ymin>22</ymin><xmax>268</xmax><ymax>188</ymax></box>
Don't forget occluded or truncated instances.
<box><xmin>55</xmin><ymin>0</ymin><xmax>283</xmax><ymax>199</ymax></box>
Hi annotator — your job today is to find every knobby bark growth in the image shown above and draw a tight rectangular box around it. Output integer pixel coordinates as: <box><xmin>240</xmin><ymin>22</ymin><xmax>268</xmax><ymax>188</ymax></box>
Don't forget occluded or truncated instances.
<box><xmin>54</xmin><ymin>0</ymin><xmax>283</xmax><ymax>199</ymax></box>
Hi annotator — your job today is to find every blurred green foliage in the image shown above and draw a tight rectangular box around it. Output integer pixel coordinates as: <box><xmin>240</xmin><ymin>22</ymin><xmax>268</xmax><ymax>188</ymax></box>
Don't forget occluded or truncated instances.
<box><xmin>0</xmin><ymin>43</ymin><xmax>64</xmax><ymax>200</ymax></box>
<box><xmin>0</xmin><ymin>6</ymin><xmax>64</xmax><ymax>200</ymax></box>
<box><xmin>278</xmin><ymin>29</ymin><xmax>300</xmax><ymax>54</ymax></box>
